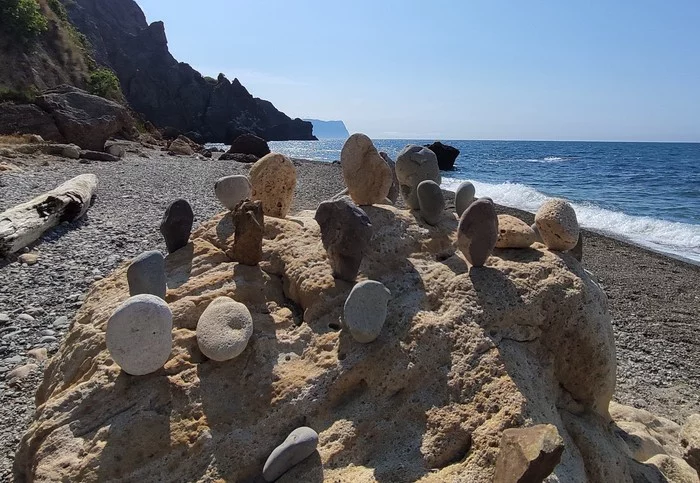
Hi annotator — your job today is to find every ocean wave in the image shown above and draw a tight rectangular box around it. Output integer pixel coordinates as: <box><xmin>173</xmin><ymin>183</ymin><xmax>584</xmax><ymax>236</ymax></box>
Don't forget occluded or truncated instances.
<box><xmin>442</xmin><ymin>177</ymin><xmax>700</xmax><ymax>263</ymax></box>
<box><xmin>486</xmin><ymin>156</ymin><xmax>574</xmax><ymax>164</ymax></box>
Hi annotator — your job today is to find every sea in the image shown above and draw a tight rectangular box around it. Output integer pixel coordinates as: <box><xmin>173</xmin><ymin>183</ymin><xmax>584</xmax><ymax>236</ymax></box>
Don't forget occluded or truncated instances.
<box><xmin>213</xmin><ymin>140</ymin><xmax>700</xmax><ymax>264</ymax></box>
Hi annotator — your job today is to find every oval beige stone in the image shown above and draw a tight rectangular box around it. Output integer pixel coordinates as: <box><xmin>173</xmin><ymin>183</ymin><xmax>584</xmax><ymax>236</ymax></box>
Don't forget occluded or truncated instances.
<box><xmin>535</xmin><ymin>199</ymin><xmax>580</xmax><ymax>251</ymax></box>
<box><xmin>196</xmin><ymin>296</ymin><xmax>253</xmax><ymax>361</ymax></box>
<box><xmin>249</xmin><ymin>153</ymin><xmax>296</xmax><ymax>218</ymax></box>
<box><xmin>341</xmin><ymin>133</ymin><xmax>393</xmax><ymax>205</ymax></box>
<box><xmin>496</xmin><ymin>214</ymin><xmax>536</xmax><ymax>248</ymax></box>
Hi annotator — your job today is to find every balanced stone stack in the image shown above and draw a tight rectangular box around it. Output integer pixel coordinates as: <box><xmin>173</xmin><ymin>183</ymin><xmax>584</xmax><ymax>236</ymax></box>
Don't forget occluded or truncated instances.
<box><xmin>315</xmin><ymin>197</ymin><xmax>372</xmax><ymax>281</ymax></box>
<box><xmin>343</xmin><ymin>280</ymin><xmax>391</xmax><ymax>343</ymax></box>
<box><xmin>535</xmin><ymin>199</ymin><xmax>580</xmax><ymax>251</ymax></box>
<box><xmin>160</xmin><ymin>199</ymin><xmax>194</xmax><ymax>253</ymax></box>
<box><xmin>249</xmin><ymin>153</ymin><xmax>297</xmax><ymax>218</ymax></box>
<box><xmin>340</xmin><ymin>133</ymin><xmax>393</xmax><ymax>205</ymax></box>
<box><xmin>126</xmin><ymin>250</ymin><xmax>167</xmax><ymax>299</ymax></box>
<box><xmin>214</xmin><ymin>175</ymin><xmax>252</xmax><ymax>210</ymax></box>
<box><xmin>395</xmin><ymin>144</ymin><xmax>441</xmax><ymax>209</ymax></box>
<box><xmin>457</xmin><ymin>198</ymin><xmax>499</xmax><ymax>267</ymax></box>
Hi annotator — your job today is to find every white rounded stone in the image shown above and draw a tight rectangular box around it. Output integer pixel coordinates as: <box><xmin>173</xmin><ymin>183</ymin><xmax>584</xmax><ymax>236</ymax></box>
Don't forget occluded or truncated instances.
<box><xmin>535</xmin><ymin>199</ymin><xmax>580</xmax><ymax>251</ymax></box>
<box><xmin>196</xmin><ymin>296</ymin><xmax>253</xmax><ymax>361</ymax></box>
<box><xmin>106</xmin><ymin>294</ymin><xmax>173</xmax><ymax>376</ymax></box>
<box><xmin>214</xmin><ymin>175</ymin><xmax>252</xmax><ymax>210</ymax></box>
<box><xmin>344</xmin><ymin>280</ymin><xmax>391</xmax><ymax>343</ymax></box>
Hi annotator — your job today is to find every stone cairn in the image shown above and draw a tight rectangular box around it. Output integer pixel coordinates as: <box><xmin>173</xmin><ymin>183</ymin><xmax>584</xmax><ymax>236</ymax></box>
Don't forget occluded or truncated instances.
<box><xmin>104</xmin><ymin>138</ymin><xmax>587</xmax><ymax>480</ymax></box>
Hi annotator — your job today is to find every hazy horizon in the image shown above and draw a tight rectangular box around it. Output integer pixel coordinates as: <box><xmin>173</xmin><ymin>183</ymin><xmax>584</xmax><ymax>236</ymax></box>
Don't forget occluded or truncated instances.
<box><xmin>137</xmin><ymin>0</ymin><xmax>700</xmax><ymax>143</ymax></box>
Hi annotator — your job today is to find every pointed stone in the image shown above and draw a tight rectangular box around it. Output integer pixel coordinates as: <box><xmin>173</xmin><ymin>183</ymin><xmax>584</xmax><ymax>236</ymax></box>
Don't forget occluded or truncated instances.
<box><xmin>493</xmin><ymin>424</ymin><xmax>564</xmax><ymax>483</ymax></box>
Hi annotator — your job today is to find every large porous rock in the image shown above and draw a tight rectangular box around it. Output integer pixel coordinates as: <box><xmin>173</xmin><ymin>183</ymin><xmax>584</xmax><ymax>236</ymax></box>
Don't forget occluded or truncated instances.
<box><xmin>0</xmin><ymin>102</ymin><xmax>63</xmax><ymax>142</ymax></box>
<box><xmin>227</xmin><ymin>133</ymin><xmax>270</xmax><ymax>158</ymax></box>
<box><xmin>493</xmin><ymin>424</ymin><xmax>565</xmax><ymax>483</ymax></box>
<box><xmin>395</xmin><ymin>144</ymin><xmax>441</xmax><ymax>209</ymax></box>
<box><xmin>35</xmin><ymin>85</ymin><xmax>135</xmax><ymax>151</ymax></box>
<box><xmin>16</xmin><ymin>204</ymin><xmax>640</xmax><ymax>482</ymax></box>
<box><xmin>249</xmin><ymin>153</ymin><xmax>297</xmax><ymax>218</ymax></box>
<box><xmin>340</xmin><ymin>133</ymin><xmax>393</xmax><ymax>205</ymax></box>
<box><xmin>424</xmin><ymin>141</ymin><xmax>460</xmax><ymax>170</ymax></box>
<box><xmin>314</xmin><ymin>197</ymin><xmax>372</xmax><ymax>281</ymax></box>
<box><xmin>535</xmin><ymin>199</ymin><xmax>580</xmax><ymax>251</ymax></box>
<box><xmin>457</xmin><ymin>198</ymin><xmax>499</xmax><ymax>267</ymax></box>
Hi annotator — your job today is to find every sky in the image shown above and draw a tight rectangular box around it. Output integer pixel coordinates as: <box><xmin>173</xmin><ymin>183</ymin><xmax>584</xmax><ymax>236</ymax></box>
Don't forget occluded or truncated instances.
<box><xmin>136</xmin><ymin>0</ymin><xmax>700</xmax><ymax>142</ymax></box>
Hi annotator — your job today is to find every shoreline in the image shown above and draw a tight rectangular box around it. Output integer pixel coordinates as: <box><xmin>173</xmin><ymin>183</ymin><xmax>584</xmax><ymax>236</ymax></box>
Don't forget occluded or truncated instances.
<box><xmin>0</xmin><ymin>150</ymin><xmax>698</xmax><ymax>478</ymax></box>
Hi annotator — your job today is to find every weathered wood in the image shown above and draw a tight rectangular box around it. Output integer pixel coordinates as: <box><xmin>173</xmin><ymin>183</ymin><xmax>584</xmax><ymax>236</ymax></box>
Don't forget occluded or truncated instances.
<box><xmin>0</xmin><ymin>174</ymin><xmax>98</xmax><ymax>256</ymax></box>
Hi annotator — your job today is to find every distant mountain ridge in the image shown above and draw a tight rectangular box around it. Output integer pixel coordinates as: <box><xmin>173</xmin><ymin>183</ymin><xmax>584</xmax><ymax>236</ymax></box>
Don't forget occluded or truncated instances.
<box><xmin>304</xmin><ymin>119</ymin><xmax>349</xmax><ymax>139</ymax></box>
<box><xmin>59</xmin><ymin>0</ymin><xmax>315</xmax><ymax>142</ymax></box>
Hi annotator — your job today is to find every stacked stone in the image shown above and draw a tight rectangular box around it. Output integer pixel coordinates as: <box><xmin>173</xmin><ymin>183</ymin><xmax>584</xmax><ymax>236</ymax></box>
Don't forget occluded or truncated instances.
<box><xmin>250</xmin><ymin>153</ymin><xmax>297</xmax><ymax>218</ymax></box>
<box><xmin>496</xmin><ymin>215</ymin><xmax>536</xmax><ymax>248</ymax></box>
<box><xmin>214</xmin><ymin>175</ymin><xmax>252</xmax><ymax>210</ymax></box>
<box><xmin>340</xmin><ymin>133</ymin><xmax>393</xmax><ymax>205</ymax></box>
<box><xmin>160</xmin><ymin>199</ymin><xmax>194</xmax><ymax>253</ymax></box>
<box><xmin>196</xmin><ymin>296</ymin><xmax>253</xmax><ymax>362</ymax></box>
<box><xmin>343</xmin><ymin>280</ymin><xmax>391</xmax><ymax>343</ymax></box>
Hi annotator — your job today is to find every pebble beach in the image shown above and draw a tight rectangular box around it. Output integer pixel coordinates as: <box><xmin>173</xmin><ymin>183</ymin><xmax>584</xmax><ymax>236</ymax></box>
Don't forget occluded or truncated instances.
<box><xmin>0</xmin><ymin>148</ymin><xmax>699</xmax><ymax>479</ymax></box>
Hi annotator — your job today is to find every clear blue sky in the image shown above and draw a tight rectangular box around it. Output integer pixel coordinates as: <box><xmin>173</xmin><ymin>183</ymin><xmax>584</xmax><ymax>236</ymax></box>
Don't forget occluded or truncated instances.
<box><xmin>137</xmin><ymin>0</ymin><xmax>699</xmax><ymax>142</ymax></box>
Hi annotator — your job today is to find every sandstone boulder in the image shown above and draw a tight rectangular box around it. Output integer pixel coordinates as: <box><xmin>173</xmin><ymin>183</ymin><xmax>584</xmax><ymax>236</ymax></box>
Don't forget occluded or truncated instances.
<box><xmin>16</xmin><ymin>204</ymin><xmax>631</xmax><ymax>482</ymax></box>
<box><xmin>250</xmin><ymin>153</ymin><xmax>296</xmax><ymax>218</ymax></box>
<box><xmin>169</xmin><ymin>137</ymin><xmax>195</xmax><ymax>156</ymax></box>
<box><xmin>496</xmin><ymin>214</ymin><xmax>536</xmax><ymax>248</ymax></box>
<box><xmin>340</xmin><ymin>134</ymin><xmax>392</xmax><ymax>205</ymax></box>
<box><xmin>681</xmin><ymin>414</ymin><xmax>700</xmax><ymax>473</ymax></box>
<box><xmin>395</xmin><ymin>144</ymin><xmax>440</xmax><ymax>209</ymax></box>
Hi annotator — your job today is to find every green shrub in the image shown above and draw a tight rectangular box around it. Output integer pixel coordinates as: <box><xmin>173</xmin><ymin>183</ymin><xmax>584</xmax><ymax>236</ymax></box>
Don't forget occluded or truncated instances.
<box><xmin>0</xmin><ymin>86</ymin><xmax>39</xmax><ymax>103</ymax></box>
<box><xmin>87</xmin><ymin>68</ymin><xmax>122</xmax><ymax>101</ymax></box>
<box><xmin>0</xmin><ymin>0</ymin><xmax>48</xmax><ymax>42</ymax></box>
<box><xmin>46</xmin><ymin>0</ymin><xmax>67</xmax><ymax>21</ymax></box>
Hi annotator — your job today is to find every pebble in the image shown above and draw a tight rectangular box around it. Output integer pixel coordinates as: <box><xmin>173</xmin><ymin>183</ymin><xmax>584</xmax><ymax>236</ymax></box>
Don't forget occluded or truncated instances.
<box><xmin>38</xmin><ymin>336</ymin><xmax>57</xmax><ymax>344</ymax></box>
<box><xmin>7</xmin><ymin>364</ymin><xmax>38</xmax><ymax>384</ymax></box>
<box><xmin>214</xmin><ymin>175</ymin><xmax>252</xmax><ymax>210</ymax></box>
<box><xmin>39</xmin><ymin>329</ymin><xmax>55</xmax><ymax>337</ymax></box>
<box><xmin>315</xmin><ymin>197</ymin><xmax>373</xmax><ymax>281</ymax></box>
<box><xmin>249</xmin><ymin>153</ymin><xmax>297</xmax><ymax>218</ymax></box>
<box><xmin>535</xmin><ymin>198</ymin><xmax>580</xmax><ymax>251</ymax></box>
<box><xmin>344</xmin><ymin>280</ymin><xmax>391</xmax><ymax>343</ymax></box>
<box><xmin>52</xmin><ymin>316</ymin><xmax>68</xmax><ymax>329</ymax></box>
<box><xmin>416</xmin><ymin>180</ymin><xmax>445</xmax><ymax>225</ymax></box>
<box><xmin>27</xmin><ymin>348</ymin><xmax>48</xmax><ymax>362</ymax></box>
<box><xmin>196</xmin><ymin>297</ymin><xmax>253</xmax><ymax>362</ymax></box>
<box><xmin>263</xmin><ymin>427</ymin><xmax>319</xmax><ymax>482</ymax></box>
<box><xmin>159</xmin><ymin>199</ymin><xmax>194</xmax><ymax>254</ymax></box>
<box><xmin>495</xmin><ymin>214</ymin><xmax>536</xmax><ymax>248</ymax></box>
<box><xmin>16</xmin><ymin>314</ymin><xmax>35</xmax><ymax>323</ymax></box>
<box><xmin>395</xmin><ymin>144</ymin><xmax>441</xmax><ymax>209</ymax></box>
<box><xmin>126</xmin><ymin>250</ymin><xmax>167</xmax><ymax>299</ymax></box>
<box><xmin>4</xmin><ymin>356</ymin><xmax>22</xmax><ymax>365</ymax></box>
<box><xmin>455</xmin><ymin>181</ymin><xmax>476</xmax><ymax>216</ymax></box>
<box><xmin>18</xmin><ymin>253</ymin><xmax>39</xmax><ymax>265</ymax></box>
<box><xmin>340</xmin><ymin>133</ymin><xmax>393</xmax><ymax>205</ymax></box>
<box><xmin>106</xmin><ymin>294</ymin><xmax>173</xmax><ymax>376</ymax></box>
<box><xmin>457</xmin><ymin>198</ymin><xmax>499</xmax><ymax>267</ymax></box>
<box><xmin>0</xmin><ymin>314</ymin><xmax>9</xmax><ymax>324</ymax></box>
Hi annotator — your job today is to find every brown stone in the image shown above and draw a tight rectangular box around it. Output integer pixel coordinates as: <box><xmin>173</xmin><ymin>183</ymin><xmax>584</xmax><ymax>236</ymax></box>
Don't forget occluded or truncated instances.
<box><xmin>457</xmin><ymin>198</ymin><xmax>499</xmax><ymax>267</ymax></box>
<box><xmin>535</xmin><ymin>199</ymin><xmax>580</xmax><ymax>251</ymax></box>
<box><xmin>493</xmin><ymin>424</ymin><xmax>564</xmax><ymax>483</ymax></box>
<box><xmin>496</xmin><ymin>214</ymin><xmax>536</xmax><ymax>248</ymax></box>
<box><xmin>231</xmin><ymin>200</ymin><xmax>264</xmax><ymax>266</ymax></box>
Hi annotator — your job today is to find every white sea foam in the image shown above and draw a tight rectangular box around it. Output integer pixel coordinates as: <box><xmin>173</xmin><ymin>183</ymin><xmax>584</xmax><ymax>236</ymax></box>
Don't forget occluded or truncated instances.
<box><xmin>442</xmin><ymin>177</ymin><xmax>700</xmax><ymax>264</ymax></box>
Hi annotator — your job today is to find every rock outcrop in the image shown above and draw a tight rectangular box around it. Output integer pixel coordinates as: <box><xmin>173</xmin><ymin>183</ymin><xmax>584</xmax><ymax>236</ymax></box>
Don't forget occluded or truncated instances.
<box><xmin>62</xmin><ymin>0</ymin><xmax>316</xmax><ymax>142</ymax></box>
<box><xmin>425</xmin><ymin>141</ymin><xmax>460</xmax><ymax>170</ymax></box>
<box><xmin>15</xmin><ymin>204</ymin><xmax>688</xmax><ymax>482</ymax></box>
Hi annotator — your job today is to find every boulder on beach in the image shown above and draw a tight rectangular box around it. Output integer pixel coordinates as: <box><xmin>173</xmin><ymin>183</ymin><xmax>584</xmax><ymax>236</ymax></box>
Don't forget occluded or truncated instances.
<box><xmin>168</xmin><ymin>137</ymin><xmax>195</xmax><ymax>156</ymax></box>
<box><xmin>424</xmin><ymin>141</ymin><xmax>460</xmax><ymax>170</ymax></box>
<box><xmin>0</xmin><ymin>103</ymin><xmax>63</xmax><ymax>142</ymax></box>
<box><xmin>227</xmin><ymin>133</ymin><xmax>270</xmax><ymax>158</ymax></box>
<box><xmin>16</xmin><ymin>201</ymin><xmax>675</xmax><ymax>482</ymax></box>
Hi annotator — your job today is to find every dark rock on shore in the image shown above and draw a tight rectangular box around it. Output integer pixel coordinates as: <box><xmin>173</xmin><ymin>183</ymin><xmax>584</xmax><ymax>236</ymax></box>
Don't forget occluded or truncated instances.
<box><xmin>62</xmin><ymin>0</ymin><xmax>317</xmax><ymax>143</ymax></box>
<box><xmin>425</xmin><ymin>141</ymin><xmax>460</xmax><ymax>170</ymax></box>
<box><xmin>0</xmin><ymin>104</ymin><xmax>63</xmax><ymax>142</ymax></box>
<box><xmin>227</xmin><ymin>133</ymin><xmax>270</xmax><ymax>158</ymax></box>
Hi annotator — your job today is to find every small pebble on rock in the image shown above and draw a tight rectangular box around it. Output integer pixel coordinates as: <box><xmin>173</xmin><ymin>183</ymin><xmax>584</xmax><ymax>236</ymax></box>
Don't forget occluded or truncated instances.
<box><xmin>455</xmin><ymin>181</ymin><xmax>476</xmax><ymax>216</ymax></box>
<box><xmin>196</xmin><ymin>297</ymin><xmax>253</xmax><ymax>362</ymax></box>
<box><xmin>18</xmin><ymin>253</ymin><xmax>39</xmax><ymax>265</ymax></box>
<box><xmin>344</xmin><ymin>280</ymin><xmax>391</xmax><ymax>343</ymax></box>
<box><xmin>214</xmin><ymin>175</ymin><xmax>252</xmax><ymax>210</ymax></box>
<box><xmin>106</xmin><ymin>294</ymin><xmax>173</xmax><ymax>376</ymax></box>
<box><xmin>127</xmin><ymin>250</ymin><xmax>167</xmax><ymax>299</ymax></box>
<box><xmin>395</xmin><ymin>144</ymin><xmax>441</xmax><ymax>209</ymax></box>
<box><xmin>263</xmin><ymin>427</ymin><xmax>319</xmax><ymax>482</ymax></box>
<box><xmin>416</xmin><ymin>180</ymin><xmax>445</xmax><ymax>225</ymax></box>
<box><xmin>535</xmin><ymin>198</ymin><xmax>580</xmax><ymax>251</ymax></box>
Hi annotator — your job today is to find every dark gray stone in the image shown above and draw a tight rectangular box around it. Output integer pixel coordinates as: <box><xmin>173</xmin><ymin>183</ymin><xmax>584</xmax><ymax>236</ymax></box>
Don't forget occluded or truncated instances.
<box><xmin>424</xmin><ymin>141</ymin><xmax>460</xmax><ymax>170</ymax></box>
<box><xmin>79</xmin><ymin>150</ymin><xmax>120</xmax><ymax>162</ymax></box>
<box><xmin>160</xmin><ymin>199</ymin><xmax>194</xmax><ymax>254</ymax></box>
<box><xmin>127</xmin><ymin>251</ymin><xmax>166</xmax><ymax>299</ymax></box>
<box><xmin>417</xmin><ymin>180</ymin><xmax>445</xmax><ymax>225</ymax></box>
<box><xmin>263</xmin><ymin>427</ymin><xmax>319</xmax><ymax>482</ymax></box>
<box><xmin>315</xmin><ymin>197</ymin><xmax>372</xmax><ymax>281</ymax></box>
<box><xmin>379</xmin><ymin>151</ymin><xmax>399</xmax><ymax>204</ymax></box>
<box><xmin>457</xmin><ymin>199</ymin><xmax>499</xmax><ymax>267</ymax></box>
<box><xmin>455</xmin><ymin>181</ymin><xmax>476</xmax><ymax>216</ymax></box>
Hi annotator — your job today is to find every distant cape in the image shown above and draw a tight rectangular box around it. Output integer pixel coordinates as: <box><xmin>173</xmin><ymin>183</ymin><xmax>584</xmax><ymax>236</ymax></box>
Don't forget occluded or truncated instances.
<box><xmin>304</xmin><ymin>119</ymin><xmax>350</xmax><ymax>139</ymax></box>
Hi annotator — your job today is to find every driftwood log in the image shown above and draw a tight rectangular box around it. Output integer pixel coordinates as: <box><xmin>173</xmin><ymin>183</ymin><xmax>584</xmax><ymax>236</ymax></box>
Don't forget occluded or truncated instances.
<box><xmin>0</xmin><ymin>174</ymin><xmax>98</xmax><ymax>256</ymax></box>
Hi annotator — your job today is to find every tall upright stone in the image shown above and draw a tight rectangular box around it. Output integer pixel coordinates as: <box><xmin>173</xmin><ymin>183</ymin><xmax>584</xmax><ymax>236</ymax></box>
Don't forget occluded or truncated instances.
<box><xmin>395</xmin><ymin>144</ymin><xmax>441</xmax><ymax>209</ymax></box>
<box><xmin>231</xmin><ymin>200</ymin><xmax>264</xmax><ymax>266</ymax></box>
<box><xmin>315</xmin><ymin>197</ymin><xmax>372</xmax><ymax>281</ymax></box>
<box><xmin>455</xmin><ymin>181</ymin><xmax>476</xmax><ymax>216</ymax></box>
<box><xmin>340</xmin><ymin>133</ymin><xmax>393</xmax><ymax>205</ymax></box>
<box><xmin>416</xmin><ymin>180</ymin><xmax>445</xmax><ymax>225</ymax></box>
<box><xmin>160</xmin><ymin>199</ymin><xmax>194</xmax><ymax>253</ymax></box>
<box><xmin>379</xmin><ymin>151</ymin><xmax>400</xmax><ymax>204</ymax></box>
<box><xmin>249</xmin><ymin>153</ymin><xmax>297</xmax><ymax>218</ymax></box>
<box><xmin>214</xmin><ymin>175</ymin><xmax>252</xmax><ymax>210</ymax></box>
<box><xmin>127</xmin><ymin>250</ymin><xmax>167</xmax><ymax>299</ymax></box>
<box><xmin>457</xmin><ymin>198</ymin><xmax>499</xmax><ymax>267</ymax></box>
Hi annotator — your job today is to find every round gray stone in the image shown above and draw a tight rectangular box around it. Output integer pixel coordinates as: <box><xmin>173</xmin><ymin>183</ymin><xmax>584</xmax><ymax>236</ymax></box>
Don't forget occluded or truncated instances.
<box><xmin>263</xmin><ymin>426</ymin><xmax>319</xmax><ymax>482</ymax></box>
<box><xmin>106</xmin><ymin>294</ymin><xmax>173</xmax><ymax>376</ymax></box>
<box><xmin>127</xmin><ymin>250</ymin><xmax>166</xmax><ymax>299</ymax></box>
<box><xmin>344</xmin><ymin>280</ymin><xmax>391</xmax><ymax>343</ymax></box>
<box><xmin>395</xmin><ymin>144</ymin><xmax>441</xmax><ymax>209</ymax></box>
<box><xmin>457</xmin><ymin>198</ymin><xmax>499</xmax><ymax>267</ymax></box>
<box><xmin>416</xmin><ymin>180</ymin><xmax>445</xmax><ymax>225</ymax></box>
<box><xmin>455</xmin><ymin>181</ymin><xmax>476</xmax><ymax>216</ymax></box>
<box><xmin>214</xmin><ymin>175</ymin><xmax>252</xmax><ymax>210</ymax></box>
<box><xmin>196</xmin><ymin>296</ymin><xmax>253</xmax><ymax>361</ymax></box>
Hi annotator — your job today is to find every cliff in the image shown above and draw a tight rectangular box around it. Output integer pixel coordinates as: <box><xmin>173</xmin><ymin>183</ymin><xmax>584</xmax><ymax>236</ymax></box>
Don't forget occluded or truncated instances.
<box><xmin>304</xmin><ymin>119</ymin><xmax>350</xmax><ymax>139</ymax></box>
<box><xmin>61</xmin><ymin>0</ymin><xmax>316</xmax><ymax>142</ymax></box>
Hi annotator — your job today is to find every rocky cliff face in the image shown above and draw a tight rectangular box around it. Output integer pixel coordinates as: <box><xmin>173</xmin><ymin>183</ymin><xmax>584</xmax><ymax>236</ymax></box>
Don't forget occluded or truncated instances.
<box><xmin>14</xmin><ymin>204</ymin><xmax>697</xmax><ymax>482</ymax></box>
<box><xmin>304</xmin><ymin>119</ymin><xmax>350</xmax><ymax>139</ymax></box>
<box><xmin>61</xmin><ymin>0</ymin><xmax>315</xmax><ymax>142</ymax></box>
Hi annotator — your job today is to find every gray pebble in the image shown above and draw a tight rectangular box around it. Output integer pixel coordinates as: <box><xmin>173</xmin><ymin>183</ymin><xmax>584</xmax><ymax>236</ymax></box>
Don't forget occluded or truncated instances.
<box><xmin>263</xmin><ymin>427</ymin><xmax>319</xmax><ymax>482</ymax></box>
<box><xmin>17</xmin><ymin>314</ymin><xmax>35</xmax><ymax>323</ymax></box>
<box><xmin>344</xmin><ymin>280</ymin><xmax>391</xmax><ymax>343</ymax></box>
<box><xmin>126</xmin><ymin>250</ymin><xmax>167</xmax><ymax>299</ymax></box>
<box><xmin>416</xmin><ymin>180</ymin><xmax>445</xmax><ymax>225</ymax></box>
<box><xmin>214</xmin><ymin>175</ymin><xmax>252</xmax><ymax>210</ymax></box>
<box><xmin>455</xmin><ymin>181</ymin><xmax>476</xmax><ymax>216</ymax></box>
<box><xmin>52</xmin><ymin>316</ymin><xmax>68</xmax><ymax>328</ymax></box>
<box><xmin>0</xmin><ymin>314</ymin><xmax>9</xmax><ymax>324</ymax></box>
<box><xmin>38</xmin><ymin>336</ymin><xmax>57</xmax><ymax>344</ymax></box>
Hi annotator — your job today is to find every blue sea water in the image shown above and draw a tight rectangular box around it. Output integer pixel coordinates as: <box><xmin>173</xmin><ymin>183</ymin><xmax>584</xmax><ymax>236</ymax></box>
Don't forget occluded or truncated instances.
<box><xmin>217</xmin><ymin>139</ymin><xmax>700</xmax><ymax>263</ymax></box>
